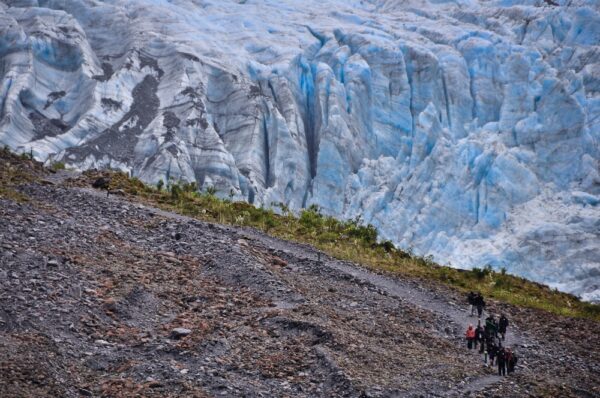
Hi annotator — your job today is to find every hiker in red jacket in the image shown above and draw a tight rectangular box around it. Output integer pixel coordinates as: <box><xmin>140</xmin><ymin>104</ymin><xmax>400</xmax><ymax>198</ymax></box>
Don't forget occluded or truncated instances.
<box><xmin>465</xmin><ymin>324</ymin><xmax>476</xmax><ymax>349</ymax></box>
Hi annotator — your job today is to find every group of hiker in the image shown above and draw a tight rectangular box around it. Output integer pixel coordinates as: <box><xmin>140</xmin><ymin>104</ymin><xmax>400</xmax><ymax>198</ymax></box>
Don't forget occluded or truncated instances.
<box><xmin>465</xmin><ymin>292</ymin><xmax>518</xmax><ymax>377</ymax></box>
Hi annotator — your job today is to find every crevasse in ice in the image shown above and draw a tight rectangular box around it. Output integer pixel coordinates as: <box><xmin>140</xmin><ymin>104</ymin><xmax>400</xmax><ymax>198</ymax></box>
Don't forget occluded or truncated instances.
<box><xmin>1</xmin><ymin>0</ymin><xmax>599</xmax><ymax>300</ymax></box>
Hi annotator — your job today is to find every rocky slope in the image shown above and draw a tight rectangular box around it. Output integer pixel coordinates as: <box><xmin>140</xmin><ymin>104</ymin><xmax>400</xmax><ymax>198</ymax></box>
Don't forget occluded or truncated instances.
<box><xmin>1</xmin><ymin>0</ymin><xmax>599</xmax><ymax>301</ymax></box>
<box><xmin>1</xmin><ymin>150</ymin><xmax>599</xmax><ymax>397</ymax></box>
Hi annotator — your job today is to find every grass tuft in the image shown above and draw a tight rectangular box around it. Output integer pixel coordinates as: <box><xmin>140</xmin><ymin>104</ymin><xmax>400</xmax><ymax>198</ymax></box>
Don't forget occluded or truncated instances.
<box><xmin>50</xmin><ymin>161</ymin><xmax>66</xmax><ymax>171</ymax></box>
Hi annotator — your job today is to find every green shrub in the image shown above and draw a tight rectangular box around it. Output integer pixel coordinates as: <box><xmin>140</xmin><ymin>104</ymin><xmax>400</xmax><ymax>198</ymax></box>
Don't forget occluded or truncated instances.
<box><xmin>317</xmin><ymin>231</ymin><xmax>339</xmax><ymax>244</ymax></box>
<box><xmin>379</xmin><ymin>240</ymin><xmax>395</xmax><ymax>253</ymax></box>
<box><xmin>170</xmin><ymin>183</ymin><xmax>182</xmax><ymax>200</ymax></box>
<box><xmin>300</xmin><ymin>206</ymin><xmax>324</xmax><ymax>230</ymax></box>
<box><xmin>341</xmin><ymin>216</ymin><xmax>378</xmax><ymax>246</ymax></box>
<box><xmin>50</xmin><ymin>161</ymin><xmax>66</xmax><ymax>171</ymax></box>
<box><xmin>471</xmin><ymin>264</ymin><xmax>493</xmax><ymax>280</ymax></box>
<box><xmin>493</xmin><ymin>274</ymin><xmax>513</xmax><ymax>290</ymax></box>
<box><xmin>205</xmin><ymin>186</ymin><xmax>217</xmax><ymax>196</ymax></box>
<box><xmin>263</xmin><ymin>211</ymin><xmax>277</xmax><ymax>231</ymax></box>
<box><xmin>183</xmin><ymin>181</ymin><xmax>198</xmax><ymax>193</ymax></box>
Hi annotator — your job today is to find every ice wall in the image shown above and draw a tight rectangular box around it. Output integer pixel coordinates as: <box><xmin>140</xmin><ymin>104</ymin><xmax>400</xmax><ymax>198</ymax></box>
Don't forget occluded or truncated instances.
<box><xmin>1</xmin><ymin>0</ymin><xmax>599</xmax><ymax>300</ymax></box>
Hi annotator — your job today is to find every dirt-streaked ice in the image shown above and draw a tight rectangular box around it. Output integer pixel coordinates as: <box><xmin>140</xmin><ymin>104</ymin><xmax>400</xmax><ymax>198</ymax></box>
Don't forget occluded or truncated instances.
<box><xmin>0</xmin><ymin>0</ymin><xmax>599</xmax><ymax>300</ymax></box>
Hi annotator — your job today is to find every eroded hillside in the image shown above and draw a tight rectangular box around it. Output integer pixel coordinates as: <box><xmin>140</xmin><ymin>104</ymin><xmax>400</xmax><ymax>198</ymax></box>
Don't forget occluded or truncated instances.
<box><xmin>1</xmin><ymin>149</ymin><xmax>598</xmax><ymax>397</ymax></box>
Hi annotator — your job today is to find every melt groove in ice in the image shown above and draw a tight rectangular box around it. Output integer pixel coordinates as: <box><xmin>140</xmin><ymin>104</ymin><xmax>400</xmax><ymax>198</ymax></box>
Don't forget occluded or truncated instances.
<box><xmin>1</xmin><ymin>0</ymin><xmax>599</xmax><ymax>301</ymax></box>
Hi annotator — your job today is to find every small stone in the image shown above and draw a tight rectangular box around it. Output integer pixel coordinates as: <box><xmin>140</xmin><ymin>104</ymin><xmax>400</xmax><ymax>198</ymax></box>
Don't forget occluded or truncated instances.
<box><xmin>171</xmin><ymin>327</ymin><xmax>192</xmax><ymax>339</ymax></box>
<box><xmin>47</xmin><ymin>259</ymin><xmax>60</xmax><ymax>267</ymax></box>
<box><xmin>94</xmin><ymin>339</ymin><xmax>111</xmax><ymax>346</ymax></box>
<box><xmin>148</xmin><ymin>381</ymin><xmax>163</xmax><ymax>388</ymax></box>
<box><xmin>271</xmin><ymin>257</ymin><xmax>287</xmax><ymax>267</ymax></box>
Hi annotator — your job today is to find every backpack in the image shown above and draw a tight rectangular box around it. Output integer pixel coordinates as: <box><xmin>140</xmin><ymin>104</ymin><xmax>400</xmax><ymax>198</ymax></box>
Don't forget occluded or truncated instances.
<box><xmin>476</xmin><ymin>327</ymin><xmax>484</xmax><ymax>339</ymax></box>
<box><xmin>466</xmin><ymin>328</ymin><xmax>476</xmax><ymax>339</ymax></box>
<box><xmin>467</xmin><ymin>292</ymin><xmax>475</xmax><ymax>304</ymax></box>
<box><xmin>497</xmin><ymin>348</ymin><xmax>505</xmax><ymax>361</ymax></box>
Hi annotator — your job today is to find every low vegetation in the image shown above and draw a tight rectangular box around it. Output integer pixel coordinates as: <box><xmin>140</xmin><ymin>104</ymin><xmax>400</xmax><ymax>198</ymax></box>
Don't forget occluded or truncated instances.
<box><xmin>0</xmin><ymin>146</ymin><xmax>38</xmax><ymax>202</ymax></box>
<box><xmin>97</xmin><ymin>171</ymin><xmax>600</xmax><ymax>321</ymax></box>
<box><xmin>50</xmin><ymin>161</ymin><xmax>66</xmax><ymax>171</ymax></box>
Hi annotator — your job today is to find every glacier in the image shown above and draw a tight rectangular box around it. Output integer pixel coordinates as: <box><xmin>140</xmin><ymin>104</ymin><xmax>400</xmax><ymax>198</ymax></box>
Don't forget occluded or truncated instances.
<box><xmin>0</xmin><ymin>0</ymin><xmax>599</xmax><ymax>301</ymax></box>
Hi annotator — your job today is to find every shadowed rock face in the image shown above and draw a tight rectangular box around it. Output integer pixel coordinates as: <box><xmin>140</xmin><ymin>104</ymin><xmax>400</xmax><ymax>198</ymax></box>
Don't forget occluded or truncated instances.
<box><xmin>0</xmin><ymin>0</ymin><xmax>599</xmax><ymax>300</ymax></box>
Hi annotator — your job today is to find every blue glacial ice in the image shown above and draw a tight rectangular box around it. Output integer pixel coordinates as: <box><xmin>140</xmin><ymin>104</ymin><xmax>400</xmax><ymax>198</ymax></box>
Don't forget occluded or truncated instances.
<box><xmin>0</xmin><ymin>0</ymin><xmax>599</xmax><ymax>301</ymax></box>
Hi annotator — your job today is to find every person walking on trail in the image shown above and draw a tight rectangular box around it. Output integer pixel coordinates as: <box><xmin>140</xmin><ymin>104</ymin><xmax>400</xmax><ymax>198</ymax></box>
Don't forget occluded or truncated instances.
<box><xmin>499</xmin><ymin>314</ymin><xmax>509</xmax><ymax>340</ymax></box>
<box><xmin>466</xmin><ymin>324</ymin><xmax>476</xmax><ymax>349</ymax></box>
<box><xmin>475</xmin><ymin>320</ymin><xmax>485</xmax><ymax>352</ymax></box>
<box><xmin>485</xmin><ymin>314</ymin><xmax>497</xmax><ymax>339</ymax></box>
<box><xmin>484</xmin><ymin>315</ymin><xmax>492</xmax><ymax>337</ymax></box>
<box><xmin>492</xmin><ymin>317</ymin><xmax>499</xmax><ymax>339</ymax></box>
<box><xmin>467</xmin><ymin>291</ymin><xmax>476</xmax><ymax>316</ymax></box>
<box><xmin>497</xmin><ymin>344</ymin><xmax>507</xmax><ymax>376</ymax></box>
<box><xmin>507</xmin><ymin>348</ymin><xmax>518</xmax><ymax>374</ymax></box>
<box><xmin>474</xmin><ymin>293</ymin><xmax>485</xmax><ymax>318</ymax></box>
<box><xmin>487</xmin><ymin>338</ymin><xmax>498</xmax><ymax>366</ymax></box>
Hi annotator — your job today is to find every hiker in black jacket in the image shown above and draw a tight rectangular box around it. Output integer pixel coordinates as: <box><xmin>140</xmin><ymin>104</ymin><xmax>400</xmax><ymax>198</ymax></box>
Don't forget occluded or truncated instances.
<box><xmin>507</xmin><ymin>348</ymin><xmax>518</xmax><ymax>374</ymax></box>
<box><xmin>467</xmin><ymin>291</ymin><xmax>476</xmax><ymax>316</ymax></box>
<box><xmin>474</xmin><ymin>293</ymin><xmax>485</xmax><ymax>318</ymax></box>
<box><xmin>475</xmin><ymin>320</ymin><xmax>485</xmax><ymax>352</ymax></box>
<box><xmin>497</xmin><ymin>344</ymin><xmax>507</xmax><ymax>376</ymax></box>
<box><xmin>487</xmin><ymin>339</ymin><xmax>498</xmax><ymax>366</ymax></box>
<box><xmin>492</xmin><ymin>317</ymin><xmax>499</xmax><ymax>338</ymax></box>
<box><xmin>485</xmin><ymin>314</ymin><xmax>498</xmax><ymax>339</ymax></box>
<box><xmin>498</xmin><ymin>314</ymin><xmax>509</xmax><ymax>340</ymax></box>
